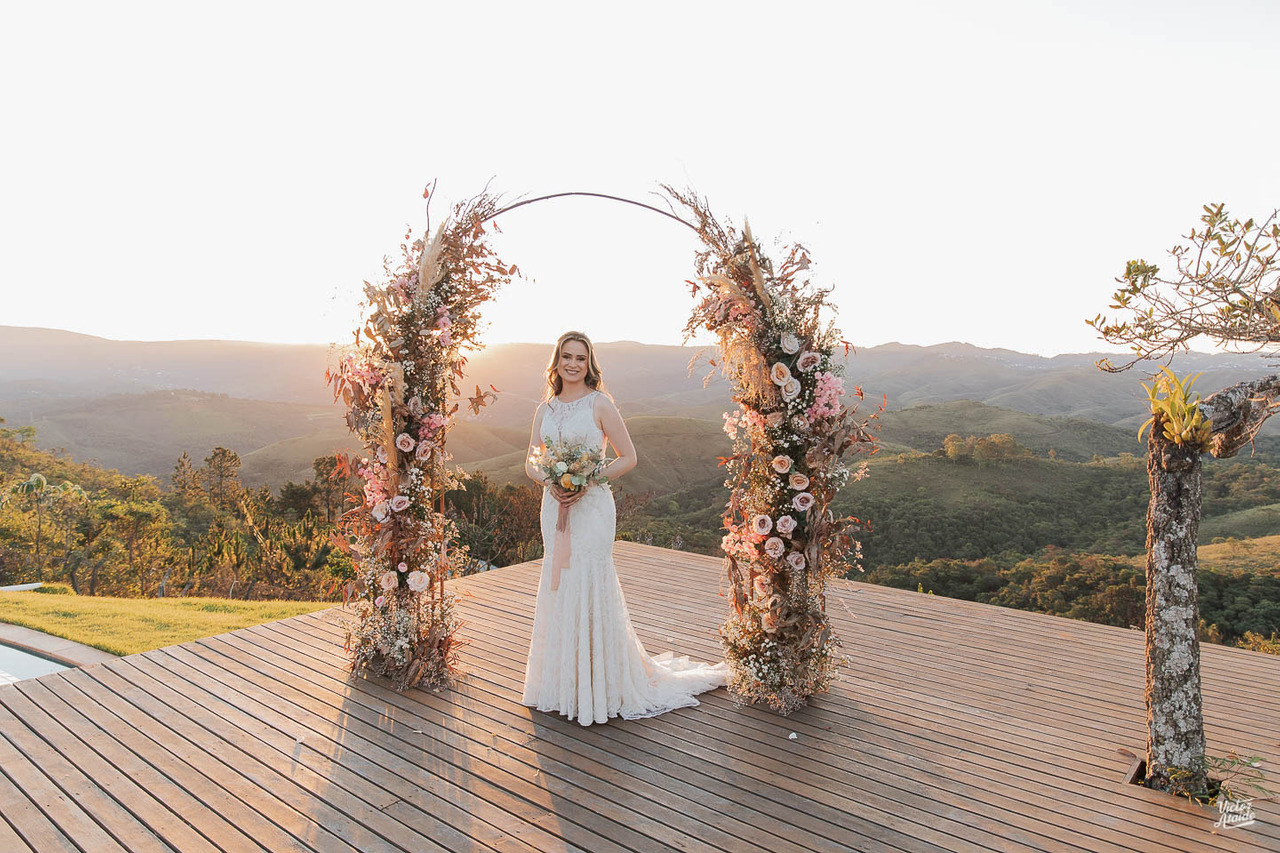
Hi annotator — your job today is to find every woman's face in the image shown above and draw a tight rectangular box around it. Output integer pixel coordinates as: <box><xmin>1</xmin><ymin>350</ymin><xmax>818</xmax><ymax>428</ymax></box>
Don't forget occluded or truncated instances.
<box><xmin>557</xmin><ymin>339</ymin><xmax>590</xmax><ymax>386</ymax></box>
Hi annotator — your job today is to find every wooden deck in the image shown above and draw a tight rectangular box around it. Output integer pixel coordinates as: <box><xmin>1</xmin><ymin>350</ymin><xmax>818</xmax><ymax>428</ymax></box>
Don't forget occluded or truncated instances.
<box><xmin>1</xmin><ymin>540</ymin><xmax>1277</xmax><ymax>852</ymax></box>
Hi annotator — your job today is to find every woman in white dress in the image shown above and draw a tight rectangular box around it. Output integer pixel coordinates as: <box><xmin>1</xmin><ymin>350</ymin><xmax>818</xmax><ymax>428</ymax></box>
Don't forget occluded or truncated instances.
<box><xmin>521</xmin><ymin>331</ymin><xmax>728</xmax><ymax>726</ymax></box>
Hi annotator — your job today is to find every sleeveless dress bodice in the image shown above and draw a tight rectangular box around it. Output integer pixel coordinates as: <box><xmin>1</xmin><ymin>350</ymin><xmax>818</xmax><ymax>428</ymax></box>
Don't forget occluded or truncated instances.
<box><xmin>540</xmin><ymin>391</ymin><xmax>605</xmax><ymax>448</ymax></box>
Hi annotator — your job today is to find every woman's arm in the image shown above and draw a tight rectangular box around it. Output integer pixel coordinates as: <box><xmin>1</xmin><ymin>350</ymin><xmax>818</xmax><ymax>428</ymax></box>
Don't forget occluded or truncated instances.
<box><xmin>524</xmin><ymin>403</ymin><xmax>551</xmax><ymax>486</ymax></box>
<box><xmin>596</xmin><ymin>395</ymin><xmax>638</xmax><ymax>481</ymax></box>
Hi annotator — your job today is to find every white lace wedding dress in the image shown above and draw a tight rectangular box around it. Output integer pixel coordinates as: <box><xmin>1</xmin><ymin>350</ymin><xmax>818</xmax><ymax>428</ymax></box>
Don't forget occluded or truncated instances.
<box><xmin>521</xmin><ymin>391</ymin><xmax>728</xmax><ymax>726</ymax></box>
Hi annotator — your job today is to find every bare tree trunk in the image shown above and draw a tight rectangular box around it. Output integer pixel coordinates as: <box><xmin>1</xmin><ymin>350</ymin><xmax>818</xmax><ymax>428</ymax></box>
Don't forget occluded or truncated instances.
<box><xmin>1144</xmin><ymin>427</ymin><xmax>1207</xmax><ymax>792</ymax></box>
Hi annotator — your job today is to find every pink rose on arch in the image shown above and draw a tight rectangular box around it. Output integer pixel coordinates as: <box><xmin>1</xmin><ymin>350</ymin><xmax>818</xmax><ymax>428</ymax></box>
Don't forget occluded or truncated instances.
<box><xmin>751</xmin><ymin>514</ymin><xmax>773</xmax><ymax>536</ymax></box>
<box><xmin>397</xmin><ymin>561</ymin><xmax>408</xmax><ymax>573</ymax></box>
<box><xmin>764</xmin><ymin>537</ymin><xmax>785</xmax><ymax>558</ymax></box>
<box><xmin>780</xmin><ymin>331</ymin><xmax>801</xmax><ymax>355</ymax></box>
<box><xmin>378</xmin><ymin>570</ymin><xmax>399</xmax><ymax>591</ymax></box>
<box><xmin>770</xmin><ymin>362</ymin><xmax>792</xmax><ymax>386</ymax></box>
<box><xmin>407</xmin><ymin>570</ymin><xmax>430</xmax><ymax>592</ymax></box>
<box><xmin>374</xmin><ymin>595</ymin><xmax>386</xmax><ymax>608</ymax></box>
<box><xmin>797</xmin><ymin>351</ymin><xmax>822</xmax><ymax>372</ymax></box>
<box><xmin>395</xmin><ymin>433</ymin><xmax>415</xmax><ymax>453</ymax></box>
<box><xmin>786</xmin><ymin>552</ymin><xmax>807</xmax><ymax>571</ymax></box>
<box><xmin>415</xmin><ymin>442</ymin><xmax>434</xmax><ymax>460</ymax></box>
<box><xmin>781</xmin><ymin>377</ymin><xmax>802</xmax><ymax>401</ymax></box>
<box><xmin>752</xmin><ymin>574</ymin><xmax>771</xmax><ymax>599</ymax></box>
<box><xmin>375</xmin><ymin>446</ymin><xmax>388</xmax><ymax>464</ymax></box>
<box><xmin>389</xmin><ymin>495</ymin><xmax>411</xmax><ymax>513</ymax></box>
<box><xmin>789</xmin><ymin>472</ymin><xmax>810</xmax><ymax>491</ymax></box>
<box><xmin>792</xmin><ymin>492</ymin><xmax>815</xmax><ymax>512</ymax></box>
<box><xmin>765</xmin><ymin>411</ymin><xmax>785</xmax><ymax>428</ymax></box>
<box><xmin>776</xmin><ymin>515</ymin><xmax>797</xmax><ymax>535</ymax></box>
<box><xmin>771</xmin><ymin>455</ymin><xmax>793</xmax><ymax>474</ymax></box>
<box><xmin>371</xmin><ymin>501</ymin><xmax>390</xmax><ymax>522</ymax></box>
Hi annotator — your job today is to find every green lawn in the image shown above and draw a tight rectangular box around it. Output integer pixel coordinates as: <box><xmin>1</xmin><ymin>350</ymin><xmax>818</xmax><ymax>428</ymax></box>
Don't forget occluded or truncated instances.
<box><xmin>0</xmin><ymin>588</ymin><xmax>333</xmax><ymax>656</ymax></box>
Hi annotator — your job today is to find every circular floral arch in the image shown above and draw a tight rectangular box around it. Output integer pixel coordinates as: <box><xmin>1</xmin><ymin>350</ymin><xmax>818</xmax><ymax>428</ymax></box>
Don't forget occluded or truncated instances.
<box><xmin>328</xmin><ymin>183</ymin><xmax>880</xmax><ymax>714</ymax></box>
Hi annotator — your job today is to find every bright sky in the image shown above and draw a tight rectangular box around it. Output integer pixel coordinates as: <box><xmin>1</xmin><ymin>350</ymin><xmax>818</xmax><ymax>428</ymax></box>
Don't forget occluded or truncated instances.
<box><xmin>3</xmin><ymin>1</ymin><xmax>1278</xmax><ymax>356</ymax></box>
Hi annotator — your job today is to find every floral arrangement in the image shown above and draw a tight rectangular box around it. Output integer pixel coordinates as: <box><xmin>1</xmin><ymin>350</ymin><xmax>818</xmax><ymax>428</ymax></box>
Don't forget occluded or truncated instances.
<box><xmin>326</xmin><ymin>185</ymin><xmax>514</xmax><ymax>690</ymax></box>
<box><xmin>667</xmin><ymin>185</ymin><xmax>882</xmax><ymax>714</ymax></box>
<box><xmin>528</xmin><ymin>438</ymin><xmax>607</xmax><ymax>492</ymax></box>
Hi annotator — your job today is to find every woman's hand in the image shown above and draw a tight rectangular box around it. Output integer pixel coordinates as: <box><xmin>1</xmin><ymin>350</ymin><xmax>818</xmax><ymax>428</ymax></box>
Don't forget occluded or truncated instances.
<box><xmin>550</xmin><ymin>484</ymin><xmax>587</xmax><ymax>508</ymax></box>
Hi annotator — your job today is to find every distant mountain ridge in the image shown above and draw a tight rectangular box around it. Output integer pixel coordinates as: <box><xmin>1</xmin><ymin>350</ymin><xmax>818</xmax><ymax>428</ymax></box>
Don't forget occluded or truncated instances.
<box><xmin>7</xmin><ymin>325</ymin><xmax>1275</xmax><ymax>426</ymax></box>
<box><xmin>2</xmin><ymin>326</ymin><xmax>1276</xmax><ymax>485</ymax></box>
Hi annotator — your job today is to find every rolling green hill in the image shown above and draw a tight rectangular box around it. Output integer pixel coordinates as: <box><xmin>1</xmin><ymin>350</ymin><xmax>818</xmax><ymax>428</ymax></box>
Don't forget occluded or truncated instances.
<box><xmin>876</xmin><ymin>400</ymin><xmax>1140</xmax><ymax>461</ymax></box>
<box><xmin>4</xmin><ymin>390</ymin><xmax>531</xmax><ymax>487</ymax></box>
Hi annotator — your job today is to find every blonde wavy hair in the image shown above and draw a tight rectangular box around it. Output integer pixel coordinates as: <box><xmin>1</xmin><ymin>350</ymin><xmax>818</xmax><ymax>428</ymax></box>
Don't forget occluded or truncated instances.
<box><xmin>544</xmin><ymin>331</ymin><xmax>606</xmax><ymax>401</ymax></box>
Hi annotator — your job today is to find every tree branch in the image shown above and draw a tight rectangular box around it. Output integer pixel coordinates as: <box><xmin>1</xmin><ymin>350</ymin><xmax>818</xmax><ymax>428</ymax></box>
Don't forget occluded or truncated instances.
<box><xmin>1201</xmin><ymin>373</ymin><xmax>1280</xmax><ymax>458</ymax></box>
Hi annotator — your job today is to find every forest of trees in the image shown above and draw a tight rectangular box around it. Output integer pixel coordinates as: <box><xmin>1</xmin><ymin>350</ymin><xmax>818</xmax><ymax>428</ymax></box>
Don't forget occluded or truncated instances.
<box><xmin>0</xmin><ymin>421</ymin><xmax>543</xmax><ymax>599</ymax></box>
<box><xmin>862</xmin><ymin>549</ymin><xmax>1280</xmax><ymax>652</ymax></box>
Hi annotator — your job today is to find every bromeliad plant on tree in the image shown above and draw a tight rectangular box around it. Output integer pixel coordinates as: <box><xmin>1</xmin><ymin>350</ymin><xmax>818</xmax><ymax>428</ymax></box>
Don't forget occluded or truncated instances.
<box><xmin>669</xmin><ymin>187</ymin><xmax>882</xmax><ymax>714</ymax></box>
<box><xmin>327</xmin><ymin>186</ymin><xmax>513</xmax><ymax>690</ymax></box>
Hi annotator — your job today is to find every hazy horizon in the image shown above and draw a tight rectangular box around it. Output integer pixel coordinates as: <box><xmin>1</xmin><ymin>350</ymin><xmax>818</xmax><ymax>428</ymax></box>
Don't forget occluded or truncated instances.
<box><xmin>3</xmin><ymin>322</ymin><xmax>1140</xmax><ymax>358</ymax></box>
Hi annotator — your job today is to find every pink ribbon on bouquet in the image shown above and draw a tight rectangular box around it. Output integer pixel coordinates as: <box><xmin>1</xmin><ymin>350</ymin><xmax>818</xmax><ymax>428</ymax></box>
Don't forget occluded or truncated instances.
<box><xmin>551</xmin><ymin>500</ymin><xmax>572</xmax><ymax>591</ymax></box>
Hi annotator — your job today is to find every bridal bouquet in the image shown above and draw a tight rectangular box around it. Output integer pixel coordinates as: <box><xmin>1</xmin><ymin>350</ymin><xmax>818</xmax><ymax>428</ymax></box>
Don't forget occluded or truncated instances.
<box><xmin>528</xmin><ymin>439</ymin><xmax>608</xmax><ymax>492</ymax></box>
<box><xmin>528</xmin><ymin>438</ymin><xmax>607</xmax><ymax>590</ymax></box>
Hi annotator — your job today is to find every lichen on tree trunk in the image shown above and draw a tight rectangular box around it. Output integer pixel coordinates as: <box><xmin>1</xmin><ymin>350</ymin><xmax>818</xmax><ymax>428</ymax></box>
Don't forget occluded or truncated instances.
<box><xmin>1143</xmin><ymin>426</ymin><xmax>1208</xmax><ymax>793</ymax></box>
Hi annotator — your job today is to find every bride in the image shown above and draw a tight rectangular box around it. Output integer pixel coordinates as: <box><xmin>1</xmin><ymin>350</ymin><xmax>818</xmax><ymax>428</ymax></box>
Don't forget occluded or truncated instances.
<box><xmin>521</xmin><ymin>331</ymin><xmax>728</xmax><ymax>726</ymax></box>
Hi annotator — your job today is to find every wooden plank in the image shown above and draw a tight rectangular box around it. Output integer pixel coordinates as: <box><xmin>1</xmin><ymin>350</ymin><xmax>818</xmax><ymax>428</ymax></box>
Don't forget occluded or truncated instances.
<box><xmin>205</xmin><ymin>625</ymin><xmax>762</xmax><ymax>853</ymax></box>
<box><xmin>0</xmin><ymin>806</ymin><xmax>35</xmax><ymax>853</ymax></box>
<box><xmin>79</xmin><ymin>662</ymin><xmax>383</xmax><ymax>853</ymax></box>
<box><xmin>56</xmin><ymin>667</ymin><xmax>320</xmax><ymax>853</ymax></box>
<box><xmin>110</xmin><ymin>655</ymin><xmax>452</xmax><ymax>853</ymax></box>
<box><xmin>0</xmin><ymin>766</ymin><xmax>60</xmax><ymax>853</ymax></box>
<box><xmin>176</xmin><ymin>634</ymin><xmax>635</xmax><ymax>853</ymax></box>
<box><xmin>263</xmin><ymin>617</ymin><xmax>1004</xmax><ymax>853</ymax></box>
<box><xmin>828</xmin><ymin>585</ymin><xmax>1280</xmax><ymax>713</ymax></box>
<box><xmin>274</xmin><ymin>616</ymin><xmax>955</xmax><ymax>853</ymax></box>
<box><xmin>136</xmin><ymin>645</ymin><xmax>547</xmax><ymax>853</ymax></box>
<box><xmin>1</xmin><ymin>680</ymin><xmax>215</xmax><ymax>853</ymax></box>
<box><xmin>0</xmin><ymin>705</ymin><xmax>130</xmax><ymax>852</ymax></box>
<box><xmin>240</xmin><ymin>621</ymin><xmax>858</xmax><ymax>853</ymax></box>
<box><xmin>16</xmin><ymin>678</ymin><xmax>265</xmax><ymax>853</ymax></box>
